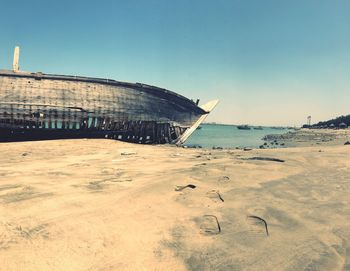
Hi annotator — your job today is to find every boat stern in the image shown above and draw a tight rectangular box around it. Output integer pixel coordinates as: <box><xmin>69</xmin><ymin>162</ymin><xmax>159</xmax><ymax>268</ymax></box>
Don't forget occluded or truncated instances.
<box><xmin>174</xmin><ymin>99</ymin><xmax>219</xmax><ymax>145</ymax></box>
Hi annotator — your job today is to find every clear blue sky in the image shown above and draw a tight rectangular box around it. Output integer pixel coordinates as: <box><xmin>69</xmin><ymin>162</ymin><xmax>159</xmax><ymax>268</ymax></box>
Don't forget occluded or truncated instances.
<box><xmin>1</xmin><ymin>0</ymin><xmax>349</xmax><ymax>126</ymax></box>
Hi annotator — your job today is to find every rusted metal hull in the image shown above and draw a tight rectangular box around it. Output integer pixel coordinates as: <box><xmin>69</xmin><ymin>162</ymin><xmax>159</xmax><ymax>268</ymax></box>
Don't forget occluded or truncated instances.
<box><xmin>0</xmin><ymin>70</ymin><xmax>209</xmax><ymax>144</ymax></box>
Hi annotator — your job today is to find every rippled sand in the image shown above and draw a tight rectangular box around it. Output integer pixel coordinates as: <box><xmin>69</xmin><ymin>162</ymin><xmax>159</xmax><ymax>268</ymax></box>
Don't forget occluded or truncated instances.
<box><xmin>0</xmin><ymin>139</ymin><xmax>349</xmax><ymax>270</ymax></box>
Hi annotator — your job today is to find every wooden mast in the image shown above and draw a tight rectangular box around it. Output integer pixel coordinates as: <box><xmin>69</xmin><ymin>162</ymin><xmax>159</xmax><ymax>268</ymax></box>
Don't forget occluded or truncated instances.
<box><xmin>13</xmin><ymin>46</ymin><xmax>20</xmax><ymax>72</ymax></box>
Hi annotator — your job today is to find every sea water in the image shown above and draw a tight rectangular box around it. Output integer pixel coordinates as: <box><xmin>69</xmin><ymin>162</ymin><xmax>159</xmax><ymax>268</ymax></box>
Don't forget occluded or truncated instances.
<box><xmin>184</xmin><ymin>124</ymin><xmax>292</xmax><ymax>148</ymax></box>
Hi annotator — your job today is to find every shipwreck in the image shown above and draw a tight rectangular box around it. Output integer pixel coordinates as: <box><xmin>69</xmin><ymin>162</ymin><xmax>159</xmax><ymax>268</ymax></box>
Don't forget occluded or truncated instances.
<box><xmin>0</xmin><ymin>47</ymin><xmax>218</xmax><ymax>144</ymax></box>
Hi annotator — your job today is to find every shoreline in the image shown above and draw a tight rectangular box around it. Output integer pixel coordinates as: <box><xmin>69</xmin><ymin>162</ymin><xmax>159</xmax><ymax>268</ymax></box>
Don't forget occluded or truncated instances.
<box><xmin>186</xmin><ymin>128</ymin><xmax>350</xmax><ymax>150</ymax></box>
<box><xmin>262</xmin><ymin>128</ymin><xmax>350</xmax><ymax>148</ymax></box>
<box><xmin>0</xmin><ymin>132</ymin><xmax>349</xmax><ymax>270</ymax></box>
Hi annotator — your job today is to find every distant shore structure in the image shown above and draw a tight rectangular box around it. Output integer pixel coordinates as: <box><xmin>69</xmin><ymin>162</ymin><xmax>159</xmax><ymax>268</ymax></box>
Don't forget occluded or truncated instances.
<box><xmin>307</xmin><ymin>116</ymin><xmax>311</xmax><ymax>126</ymax></box>
<box><xmin>0</xmin><ymin>46</ymin><xmax>218</xmax><ymax>144</ymax></box>
<box><xmin>303</xmin><ymin>114</ymin><xmax>350</xmax><ymax>129</ymax></box>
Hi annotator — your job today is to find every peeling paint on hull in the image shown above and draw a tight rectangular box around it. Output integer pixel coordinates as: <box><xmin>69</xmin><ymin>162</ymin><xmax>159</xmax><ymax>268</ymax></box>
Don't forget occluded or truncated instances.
<box><xmin>0</xmin><ymin>70</ymin><xmax>207</xmax><ymax>144</ymax></box>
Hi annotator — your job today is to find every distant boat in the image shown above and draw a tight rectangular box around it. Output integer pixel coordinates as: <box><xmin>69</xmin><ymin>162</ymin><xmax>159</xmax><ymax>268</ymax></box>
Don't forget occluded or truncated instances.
<box><xmin>237</xmin><ymin>125</ymin><xmax>251</xmax><ymax>130</ymax></box>
<box><xmin>253</xmin><ymin>126</ymin><xmax>263</xmax><ymax>130</ymax></box>
<box><xmin>196</xmin><ymin>126</ymin><xmax>202</xmax><ymax>130</ymax></box>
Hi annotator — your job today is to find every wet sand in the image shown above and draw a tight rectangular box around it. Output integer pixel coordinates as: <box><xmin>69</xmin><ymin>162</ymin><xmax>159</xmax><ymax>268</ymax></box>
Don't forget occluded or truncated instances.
<box><xmin>263</xmin><ymin>128</ymin><xmax>350</xmax><ymax>148</ymax></box>
<box><xmin>0</xmin><ymin>137</ymin><xmax>350</xmax><ymax>270</ymax></box>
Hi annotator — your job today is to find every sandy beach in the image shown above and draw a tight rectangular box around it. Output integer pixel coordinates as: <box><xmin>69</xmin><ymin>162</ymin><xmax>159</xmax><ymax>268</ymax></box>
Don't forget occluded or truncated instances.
<box><xmin>263</xmin><ymin>128</ymin><xmax>350</xmax><ymax>148</ymax></box>
<box><xmin>0</xmin><ymin>130</ymin><xmax>350</xmax><ymax>270</ymax></box>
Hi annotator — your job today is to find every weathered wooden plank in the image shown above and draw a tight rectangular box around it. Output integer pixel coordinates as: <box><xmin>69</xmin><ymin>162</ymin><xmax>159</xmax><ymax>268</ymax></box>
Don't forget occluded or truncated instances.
<box><xmin>0</xmin><ymin>70</ymin><xmax>212</xmax><ymax>144</ymax></box>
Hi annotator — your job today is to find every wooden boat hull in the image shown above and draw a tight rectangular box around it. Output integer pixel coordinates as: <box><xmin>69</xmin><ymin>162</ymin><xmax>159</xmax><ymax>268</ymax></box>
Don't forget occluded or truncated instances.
<box><xmin>0</xmin><ymin>70</ymin><xmax>216</xmax><ymax>144</ymax></box>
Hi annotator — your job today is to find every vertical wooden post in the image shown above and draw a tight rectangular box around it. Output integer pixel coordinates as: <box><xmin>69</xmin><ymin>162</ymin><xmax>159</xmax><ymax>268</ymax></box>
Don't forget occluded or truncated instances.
<box><xmin>13</xmin><ymin>46</ymin><xmax>20</xmax><ymax>72</ymax></box>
